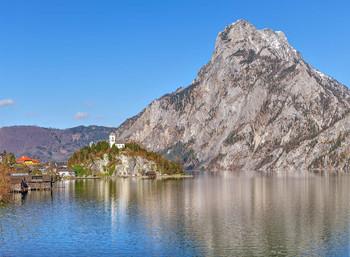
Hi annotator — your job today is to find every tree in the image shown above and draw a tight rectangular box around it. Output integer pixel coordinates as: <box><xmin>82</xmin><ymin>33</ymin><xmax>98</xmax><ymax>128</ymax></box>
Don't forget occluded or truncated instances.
<box><xmin>0</xmin><ymin>167</ymin><xmax>10</xmax><ymax>204</ymax></box>
<box><xmin>0</xmin><ymin>152</ymin><xmax>13</xmax><ymax>204</ymax></box>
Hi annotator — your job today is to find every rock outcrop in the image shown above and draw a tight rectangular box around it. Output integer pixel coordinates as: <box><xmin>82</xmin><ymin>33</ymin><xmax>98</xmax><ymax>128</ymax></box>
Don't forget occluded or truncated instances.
<box><xmin>89</xmin><ymin>153</ymin><xmax>157</xmax><ymax>176</ymax></box>
<box><xmin>115</xmin><ymin>20</ymin><xmax>350</xmax><ymax>171</ymax></box>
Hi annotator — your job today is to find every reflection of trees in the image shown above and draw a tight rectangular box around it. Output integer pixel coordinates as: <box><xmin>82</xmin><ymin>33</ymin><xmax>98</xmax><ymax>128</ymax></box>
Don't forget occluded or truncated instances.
<box><xmin>0</xmin><ymin>211</ymin><xmax>30</xmax><ymax>239</ymax></box>
<box><xmin>0</xmin><ymin>192</ymin><xmax>38</xmax><ymax>241</ymax></box>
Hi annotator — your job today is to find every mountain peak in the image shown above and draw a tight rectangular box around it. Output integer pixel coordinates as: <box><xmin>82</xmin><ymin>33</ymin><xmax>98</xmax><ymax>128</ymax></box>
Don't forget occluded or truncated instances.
<box><xmin>214</xmin><ymin>20</ymin><xmax>300</xmax><ymax>62</ymax></box>
<box><xmin>233</xmin><ymin>19</ymin><xmax>256</xmax><ymax>28</ymax></box>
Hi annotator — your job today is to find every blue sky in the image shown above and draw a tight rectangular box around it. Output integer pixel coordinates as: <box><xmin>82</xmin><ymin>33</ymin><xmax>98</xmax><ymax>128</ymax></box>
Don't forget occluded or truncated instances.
<box><xmin>1</xmin><ymin>0</ymin><xmax>349</xmax><ymax>129</ymax></box>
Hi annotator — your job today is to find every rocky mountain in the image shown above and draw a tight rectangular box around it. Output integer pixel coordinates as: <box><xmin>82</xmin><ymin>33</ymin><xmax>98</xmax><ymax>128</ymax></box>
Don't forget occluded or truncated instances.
<box><xmin>115</xmin><ymin>19</ymin><xmax>350</xmax><ymax>171</ymax></box>
<box><xmin>0</xmin><ymin>125</ymin><xmax>114</xmax><ymax>162</ymax></box>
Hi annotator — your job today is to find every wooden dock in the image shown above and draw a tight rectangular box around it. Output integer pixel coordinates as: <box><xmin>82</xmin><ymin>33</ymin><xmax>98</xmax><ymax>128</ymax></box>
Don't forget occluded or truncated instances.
<box><xmin>10</xmin><ymin>175</ymin><xmax>53</xmax><ymax>192</ymax></box>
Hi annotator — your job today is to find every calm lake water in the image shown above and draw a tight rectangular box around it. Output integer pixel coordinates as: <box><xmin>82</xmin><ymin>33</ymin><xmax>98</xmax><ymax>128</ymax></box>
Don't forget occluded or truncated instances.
<box><xmin>1</xmin><ymin>171</ymin><xmax>350</xmax><ymax>256</ymax></box>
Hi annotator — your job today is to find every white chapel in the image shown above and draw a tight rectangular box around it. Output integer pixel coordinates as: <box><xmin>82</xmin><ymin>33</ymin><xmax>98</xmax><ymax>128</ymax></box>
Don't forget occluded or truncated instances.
<box><xmin>109</xmin><ymin>132</ymin><xmax>125</xmax><ymax>149</ymax></box>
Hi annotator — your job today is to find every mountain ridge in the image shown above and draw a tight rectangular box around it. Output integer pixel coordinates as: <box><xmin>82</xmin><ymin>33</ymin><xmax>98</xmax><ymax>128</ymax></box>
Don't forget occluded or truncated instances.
<box><xmin>0</xmin><ymin>125</ymin><xmax>114</xmax><ymax>162</ymax></box>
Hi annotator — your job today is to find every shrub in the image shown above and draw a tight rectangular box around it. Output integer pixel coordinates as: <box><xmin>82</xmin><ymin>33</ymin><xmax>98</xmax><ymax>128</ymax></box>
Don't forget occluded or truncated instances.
<box><xmin>108</xmin><ymin>166</ymin><xmax>115</xmax><ymax>176</ymax></box>
<box><xmin>72</xmin><ymin>166</ymin><xmax>90</xmax><ymax>176</ymax></box>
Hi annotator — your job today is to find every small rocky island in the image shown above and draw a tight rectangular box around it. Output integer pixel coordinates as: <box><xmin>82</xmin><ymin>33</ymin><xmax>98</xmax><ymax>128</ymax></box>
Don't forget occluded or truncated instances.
<box><xmin>67</xmin><ymin>141</ymin><xmax>185</xmax><ymax>177</ymax></box>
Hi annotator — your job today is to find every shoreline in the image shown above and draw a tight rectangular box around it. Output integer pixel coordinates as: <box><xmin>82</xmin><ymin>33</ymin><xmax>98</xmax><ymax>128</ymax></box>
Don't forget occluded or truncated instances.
<box><xmin>61</xmin><ymin>173</ymin><xmax>194</xmax><ymax>180</ymax></box>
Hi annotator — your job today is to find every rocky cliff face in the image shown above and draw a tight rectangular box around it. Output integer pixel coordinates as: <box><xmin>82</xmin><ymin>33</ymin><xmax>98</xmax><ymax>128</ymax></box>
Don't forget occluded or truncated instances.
<box><xmin>89</xmin><ymin>153</ymin><xmax>157</xmax><ymax>176</ymax></box>
<box><xmin>115</xmin><ymin>20</ymin><xmax>350</xmax><ymax>171</ymax></box>
<box><xmin>0</xmin><ymin>125</ymin><xmax>114</xmax><ymax>162</ymax></box>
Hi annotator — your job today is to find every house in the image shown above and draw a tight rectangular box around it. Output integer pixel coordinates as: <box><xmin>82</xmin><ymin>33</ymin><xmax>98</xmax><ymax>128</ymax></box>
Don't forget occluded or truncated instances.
<box><xmin>32</xmin><ymin>159</ymin><xmax>40</xmax><ymax>165</ymax></box>
<box><xmin>145</xmin><ymin>171</ymin><xmax>157</xmax><ymax>179</ymax></box>
<box><xmin>17</xmin><ymin>156</ymin><xmax>40</xmax><ymax>165</ymax></box>
<box><xmin>55</xmin><ymin>162</ymin><xmax>67</xmax><ymax>169</ymax></box>
<box><xmin>114</xmin><ymin>141</ymin><xmax>126</xmax><ymax>149</ymax></box>
<box><xmin>58</xmin><ymin>169</ymin><xmax>76</xmax><ymax>177</ymax></box>
<box><xmin>17</xmin><ymin>156</ymin><xmax>32</xmax><ymax>165</ymax></box>
<box><xmin>109</xmin><ymin>132</ymin><xmax>125</xmax><ymax>149</ymax></box>
<box><xmin>9</xmin><ymin>174</ymin><xmax>52</xmax><ymax>192</ymax></box>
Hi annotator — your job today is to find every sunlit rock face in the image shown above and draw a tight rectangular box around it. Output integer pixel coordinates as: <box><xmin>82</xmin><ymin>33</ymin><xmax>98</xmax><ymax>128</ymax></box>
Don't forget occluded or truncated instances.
<box><xmin>116</xmin><ymin>20</ymin><xmax>350</xmax><ymax>171</ymax></box>
<box><xmin>90</xmin><ymin>153</ymin><xmax>157</xmax><ymax>176</ymax></box>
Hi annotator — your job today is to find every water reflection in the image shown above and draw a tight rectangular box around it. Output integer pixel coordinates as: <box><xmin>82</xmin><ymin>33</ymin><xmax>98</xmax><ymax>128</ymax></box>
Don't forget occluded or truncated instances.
<box><xmin>1</xmin><ymin>172</ymin><xmax>350</xmax><ymax>256</ymax></box>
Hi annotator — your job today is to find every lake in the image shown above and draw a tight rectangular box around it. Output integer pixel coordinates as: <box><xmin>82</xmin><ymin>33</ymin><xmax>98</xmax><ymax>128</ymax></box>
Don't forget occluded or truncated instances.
<box><xmin>1</xmin><ymin>171</ymin><xmax>350</xmax><ymax>256</ymax></box>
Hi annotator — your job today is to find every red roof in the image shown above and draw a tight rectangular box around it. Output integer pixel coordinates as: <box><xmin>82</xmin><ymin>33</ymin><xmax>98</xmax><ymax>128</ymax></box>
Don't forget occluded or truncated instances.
<box><xmin>17</xmin><ymin>156</ymin><xmax>40</xmax><ymax>163</ymax></box>
<box><xmin>17</xmin><ymin>156</ymin><xmax>32</xmax><ymax>163</ymax></box>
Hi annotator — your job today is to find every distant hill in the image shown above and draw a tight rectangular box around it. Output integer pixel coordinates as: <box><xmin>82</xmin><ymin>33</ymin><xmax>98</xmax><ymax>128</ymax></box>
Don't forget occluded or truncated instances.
<box><xmin>0</xmin><ymin>125</ymin><xmax>114</xmax><ymax>162</ymax></box>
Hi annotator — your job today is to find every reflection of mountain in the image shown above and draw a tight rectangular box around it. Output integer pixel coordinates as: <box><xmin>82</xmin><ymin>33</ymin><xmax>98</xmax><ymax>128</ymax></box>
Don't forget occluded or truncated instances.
<box><xmin>7</xmin><ymin>174</ymin><xmax>350</xmax><ymax>255</ymax></box>
<box><xmin>68</xmin><ymin>174</ymin><xmax>350</xmax><ymax>255</ymax></box>
<box><xmin>185</xmin><ymin>173</ymin><xmax>350</xmax><ymax>255</ymax></box>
